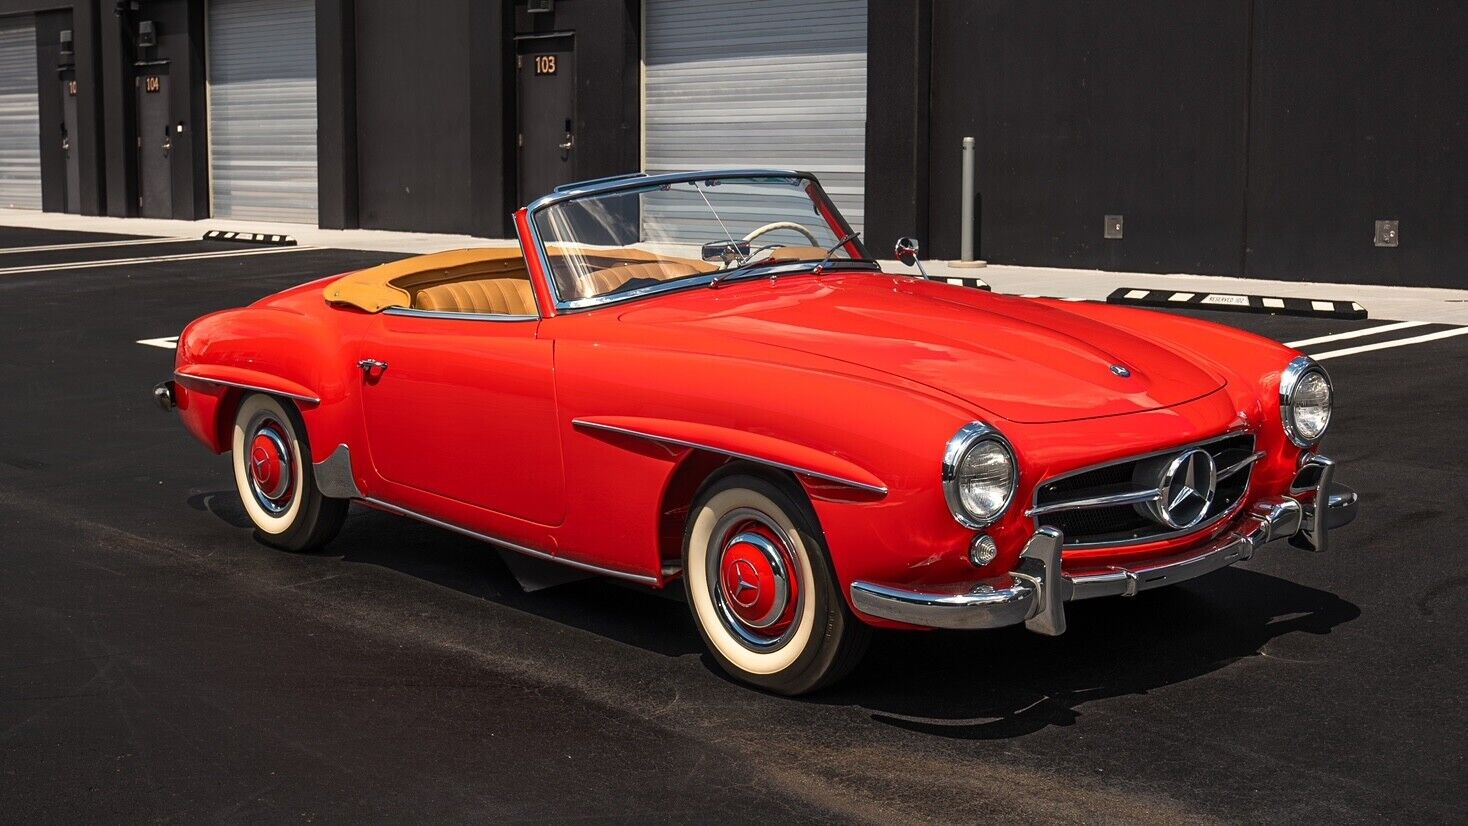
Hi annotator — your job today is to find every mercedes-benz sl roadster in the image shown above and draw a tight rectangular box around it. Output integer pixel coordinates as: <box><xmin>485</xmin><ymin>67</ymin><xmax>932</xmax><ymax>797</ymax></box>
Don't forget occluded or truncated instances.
<box><xmin>157</xmin><ymin>170</ymin><xmax>1357</xmax><ymax>694</ymax></box>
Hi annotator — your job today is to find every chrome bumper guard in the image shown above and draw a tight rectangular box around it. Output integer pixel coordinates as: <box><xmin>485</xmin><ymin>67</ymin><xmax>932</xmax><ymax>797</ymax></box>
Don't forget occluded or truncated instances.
<box><xmin>850</xmin><ymin>454</ymin><xmax>1357</xmax><ymax>636</ymax></box>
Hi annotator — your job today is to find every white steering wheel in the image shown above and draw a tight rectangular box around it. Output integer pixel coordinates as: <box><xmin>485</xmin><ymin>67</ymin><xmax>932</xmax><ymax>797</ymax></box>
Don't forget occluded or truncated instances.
<box><xmin>742</xmin><ymin>221</ymin><xmax>820</xmax><ymax>245</ymax></box>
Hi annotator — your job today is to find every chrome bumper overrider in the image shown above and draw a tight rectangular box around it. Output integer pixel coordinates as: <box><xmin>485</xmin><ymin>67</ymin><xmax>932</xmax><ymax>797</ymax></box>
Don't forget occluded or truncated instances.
<box><xmin>850</xmin><ymin>455</ymin><xmax>1358</xmax><ymax>636</ymax></box>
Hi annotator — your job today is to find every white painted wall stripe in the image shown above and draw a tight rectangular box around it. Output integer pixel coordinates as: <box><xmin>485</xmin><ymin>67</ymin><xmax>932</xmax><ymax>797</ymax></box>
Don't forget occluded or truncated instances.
<box><xmin>1286</xmin><ymin>320</ymin><xmax>1430</xmax><ymax>348</ymax></box>
<box><xmin>1312</xmin><ymin>326</ymin><xmax>1468</xmax><ymax>360</ymax></box>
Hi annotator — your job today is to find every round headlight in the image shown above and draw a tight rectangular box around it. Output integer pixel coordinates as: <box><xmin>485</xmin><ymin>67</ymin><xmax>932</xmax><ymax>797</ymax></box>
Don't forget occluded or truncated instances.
<box><xmin>943</xmin><ymin>424</ymin><xmax>1018</xmax><ymax>528</ymax></box>
<box><xmin>1280</xmin><ymin>357</ymin><xmax>1333</xmax><ymax>447</ymax></box>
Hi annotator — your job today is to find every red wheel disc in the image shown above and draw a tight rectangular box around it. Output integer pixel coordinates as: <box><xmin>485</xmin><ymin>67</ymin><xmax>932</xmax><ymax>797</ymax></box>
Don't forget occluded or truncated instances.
<box><xmin>713</xmin><ymin>521</ymin><xmax>799</xmax><ymax>641</ymax></box>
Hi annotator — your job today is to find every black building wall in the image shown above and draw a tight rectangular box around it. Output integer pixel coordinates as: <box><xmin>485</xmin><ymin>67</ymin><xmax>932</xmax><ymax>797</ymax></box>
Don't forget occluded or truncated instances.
<box><xmin>34</xmin><ymin>7</ymin><xmax>68</xmax><ymax>212</ymax></box>
<box><xmin>872</xmin><ymin>0</ymin><xmax>1468</xmax><ymax>288</ymax></box>
<box><xmin>340</xmin><ymin>0</ymin><xmax>636</xmax><ymax>237</ymax></box>
<box><xmin>1244</xmin><ymin>1</ymin><xmax>1468</xmax><ymax>289</ymax></box>
<box><xmin>353</xmin><ymin>0</ymin><xmax>484</xmax><ymax>235</ymax></box>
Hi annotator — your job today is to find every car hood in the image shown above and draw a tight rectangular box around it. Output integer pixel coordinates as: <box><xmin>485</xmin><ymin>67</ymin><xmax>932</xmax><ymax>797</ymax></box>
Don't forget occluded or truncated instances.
<box><xmin>613</xmin><ymin>274</ymin><xmax>1227</xmax><ymax>424</ymax></box>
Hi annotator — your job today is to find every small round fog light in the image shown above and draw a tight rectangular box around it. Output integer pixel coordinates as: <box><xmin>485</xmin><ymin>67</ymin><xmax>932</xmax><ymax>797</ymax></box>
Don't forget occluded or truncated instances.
<box><xmin>969</xmin><ymin>535</ymin><xmax>998</xmax><ymax>567</ymax></box>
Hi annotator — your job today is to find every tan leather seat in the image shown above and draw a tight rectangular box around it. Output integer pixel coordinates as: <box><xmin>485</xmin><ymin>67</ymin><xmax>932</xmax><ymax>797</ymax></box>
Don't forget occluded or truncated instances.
<box><xmin>582</xmin><ymin>261</ymin><xmax>707</xmax><ymax>298</ymax></box>
<box><xmin>412</xmin><ymin>277</ymin><xmax>538</xmax><ymax>315</ymax></box>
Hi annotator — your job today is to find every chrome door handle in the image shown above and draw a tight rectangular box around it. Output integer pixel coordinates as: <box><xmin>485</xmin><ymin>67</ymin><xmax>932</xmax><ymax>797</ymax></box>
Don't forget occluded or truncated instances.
<box><xmin>357</xmin><ymin>358</ymin><xmax>388</xmax><ymax>375</ymax></box>
<box><xmin>558</xmin><ymin>133</ymin><xmax>574</xmax><ymax>151</ymax></box>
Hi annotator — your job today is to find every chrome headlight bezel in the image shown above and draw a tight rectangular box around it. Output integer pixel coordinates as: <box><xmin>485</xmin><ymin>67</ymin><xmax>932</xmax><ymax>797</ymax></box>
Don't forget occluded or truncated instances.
<box><xmin>942</xmin><ymin>422</ymin><xmax>1019</xmax><ymax>529</ymax></box>
<box><xmin>1280</xmin><ymin>355</ymin><xmax>1333</xmax><ymax>447</ymax></box>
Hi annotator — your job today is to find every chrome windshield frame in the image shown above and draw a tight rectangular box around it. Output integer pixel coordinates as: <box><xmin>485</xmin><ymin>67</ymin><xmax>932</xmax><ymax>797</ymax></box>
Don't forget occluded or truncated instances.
<box><xmin>523</xmin><ymin>168</ymin><xmax>872</xmax><ymax>313</ymax></box>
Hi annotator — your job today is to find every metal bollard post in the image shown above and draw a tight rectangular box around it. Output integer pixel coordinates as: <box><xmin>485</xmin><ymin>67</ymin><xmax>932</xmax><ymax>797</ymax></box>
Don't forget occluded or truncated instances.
<box><xmin>952</xmin><ymin>136</ymin><xmax>986</xmax><ymax>268</ymax></box>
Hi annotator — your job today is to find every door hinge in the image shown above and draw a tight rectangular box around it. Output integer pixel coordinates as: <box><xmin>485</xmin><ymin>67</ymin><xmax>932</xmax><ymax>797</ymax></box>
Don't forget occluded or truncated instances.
<box><xmin>517</xmin><ymin>133</ymin><xmax>523</xmax><ymax>148</ymax></box>
<box><xmin>516</xmin><ymin>55</ymin><xmax>522</xmax><ymax>69</ymax></box>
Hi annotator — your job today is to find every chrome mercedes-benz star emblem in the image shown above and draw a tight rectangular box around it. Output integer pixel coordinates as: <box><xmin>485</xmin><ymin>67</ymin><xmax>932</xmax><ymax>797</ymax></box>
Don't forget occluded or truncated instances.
<box><xmin>1110</xmin><ymin>364</ymin><xmax>1131</xmax><ymax>378</ymax></box>
<box><xmin>729</xmin><ymin>558</ymin><xmax>760</xmax><ymax>606</ymax></box>
<box><xmin>1148</xmin><ymin>448</ymin><xmax>1217</xmax><ymax>530</ymax></box>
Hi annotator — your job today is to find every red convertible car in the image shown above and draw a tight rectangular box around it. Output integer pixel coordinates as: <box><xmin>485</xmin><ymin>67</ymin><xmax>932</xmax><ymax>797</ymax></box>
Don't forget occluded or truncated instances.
<box><xmin>158</xmin><ymin>170</ymin><xmax>1356</xmax><ymax>694</ymax></box>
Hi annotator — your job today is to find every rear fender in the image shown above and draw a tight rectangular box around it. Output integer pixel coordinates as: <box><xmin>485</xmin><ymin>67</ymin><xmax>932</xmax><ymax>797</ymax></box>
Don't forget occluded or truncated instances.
<box><xmin>174</xmin><ymin>306</ymin><xmax>356</xmax><ymax>461</ymax></box>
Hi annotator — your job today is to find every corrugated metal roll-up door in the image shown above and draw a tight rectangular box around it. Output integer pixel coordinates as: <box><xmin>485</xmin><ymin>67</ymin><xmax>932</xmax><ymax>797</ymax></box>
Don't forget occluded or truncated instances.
<box><xmin>0</xmin><ymin>18</ymin><xmax>41</xmax><ymax>210</ymax></box>
<box><xmin>207</xmin><ymin>0</ymin><xmax>317</xmax><ymax>223</ymax></box>
<box><xmin>642</xmin><ymin>0</ymin><xmax>867</xmax><ymax>238</ymax></box>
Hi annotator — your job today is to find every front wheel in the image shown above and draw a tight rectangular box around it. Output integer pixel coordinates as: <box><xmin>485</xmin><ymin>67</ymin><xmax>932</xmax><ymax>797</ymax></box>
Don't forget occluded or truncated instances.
<box><xmin>682</xmin><ymin>473</ymin><xmax>870</xmax><ymax>694</ymax></box>
<box><xmin>231</xmin><ymin>393</ymin><xmax>347</xmax><ymax>552</ymax></box>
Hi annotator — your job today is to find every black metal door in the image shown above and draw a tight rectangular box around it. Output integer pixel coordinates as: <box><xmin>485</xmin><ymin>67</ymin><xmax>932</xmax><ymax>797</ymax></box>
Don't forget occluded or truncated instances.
<box><xmin>59</xmin><ymin>71</ymin><xmax>80</xmax><ymax>213</ymax></box>
<box><xmin>516</xmin><ymin>34</ymin><xmax>576</xmax><ymax>203</ymax></box>
<box><xmin>135</xmin><ymin>69</ymin><xmax>172</xmax><ymax>219</ymax></box>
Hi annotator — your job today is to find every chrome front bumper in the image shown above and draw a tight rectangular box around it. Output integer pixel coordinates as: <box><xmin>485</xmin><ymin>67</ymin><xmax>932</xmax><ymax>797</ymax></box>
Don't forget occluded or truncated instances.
<box><xmin>850</xmin><ymin>455</ymin><xmax>1357</xmax><ymax>636</ymax></box>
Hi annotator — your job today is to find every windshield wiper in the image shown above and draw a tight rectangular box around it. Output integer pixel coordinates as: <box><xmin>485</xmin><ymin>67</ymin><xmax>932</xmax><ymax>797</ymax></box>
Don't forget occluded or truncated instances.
<box><xmin>812</xmin><ymin>232</ymin><xmax>860</xmax><ymax>274</ymax></box>
<box><xmin>709</xmin><ymin>232</ymin><xmax>863</xmax><ymax>289</ymax></box>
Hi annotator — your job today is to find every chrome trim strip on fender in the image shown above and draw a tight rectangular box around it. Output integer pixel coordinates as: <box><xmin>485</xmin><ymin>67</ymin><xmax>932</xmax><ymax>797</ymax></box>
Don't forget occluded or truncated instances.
<box><xmin>383</xmin><ymin>308</ymin><xmax>540</xmax><ymax>323</ymax></box>
<box><xmin>572</xmin><ymin>419</ymin><xmax>889</xmax><ymax>495</ymax></box>
<box><xmin>361</xmin><ymin>497</ymin><xmax>661</xmax><ymax>587</ymax></box>
<box><xmin>312</xmin><ymin>444</ymin><xmax>364</xmax><ymax>499</ymax></box>
<box><xmin>172</xmin><ymin>370</ymin><xmax>321</xmax><ymax>405</ymax></box>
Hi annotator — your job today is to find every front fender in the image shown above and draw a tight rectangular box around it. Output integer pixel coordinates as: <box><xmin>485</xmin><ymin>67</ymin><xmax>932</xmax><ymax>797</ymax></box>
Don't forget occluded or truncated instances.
<box><xmin>572</xmin><ymin>415</ymin><xmax>887</xmax><ymax>494</ymax></box>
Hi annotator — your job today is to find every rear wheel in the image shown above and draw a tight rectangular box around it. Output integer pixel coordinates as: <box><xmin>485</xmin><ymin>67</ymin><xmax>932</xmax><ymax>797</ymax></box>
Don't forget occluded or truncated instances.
<box><xmin>682</xmin><ymin>472</ymin><xmax>869</xmax><ymax>695</ymax></box>
<box><xmin>231</xmin><ymin>393</ymin><xmax>346</xmax><ymax>552</ymax></box>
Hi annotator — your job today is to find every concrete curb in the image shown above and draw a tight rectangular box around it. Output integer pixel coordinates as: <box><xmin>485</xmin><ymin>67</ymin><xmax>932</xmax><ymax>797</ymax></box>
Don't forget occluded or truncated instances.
<box><xmin>1107</xmin><ymin>287</ymin><xmax>1367</xmax><ymax>320</ymax></box>
<box><xmin>203</xmin><ymin>230</ymin><xmax>297</xmax><ymax>247</ymax></box>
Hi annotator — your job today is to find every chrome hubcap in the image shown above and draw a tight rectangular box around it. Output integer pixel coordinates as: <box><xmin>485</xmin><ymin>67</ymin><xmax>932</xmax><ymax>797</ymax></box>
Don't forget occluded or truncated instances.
<box><xmin>707</xmin><ymin>508</ymin><xmax>800</xmax><ymax>650</ymax></box>
<box><xmin>246</xmin><ymin>418</ymin><xmax>294</xmax><ymax>515</ymax></box>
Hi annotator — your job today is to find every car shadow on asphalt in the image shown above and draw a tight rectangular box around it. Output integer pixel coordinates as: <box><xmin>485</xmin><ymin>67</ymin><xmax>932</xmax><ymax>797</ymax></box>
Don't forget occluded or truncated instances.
<box><xmin>332</xmin><ymin>502</ymin><xmax>706</xmax><ymax>657</ymax></box>
<box><xmin>817</xmin><ymin>568</ymin><xmax>1361</xmax><ymax>739</ymax></box>
<box><xmin>193</xmin><ymin>493</ymin><xmax>1360</xmax><ymax>733</ymax></box>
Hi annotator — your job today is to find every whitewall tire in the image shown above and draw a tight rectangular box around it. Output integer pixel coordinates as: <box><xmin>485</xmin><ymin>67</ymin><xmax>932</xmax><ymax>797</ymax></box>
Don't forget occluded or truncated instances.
<box><xmin>231</xmin><ymin>393</ymin><xmax>347</xmax><ymax>552</ymax></box>
<box><xmin>683</xmin><ymin>472</ymin><xmax>869</xmax><ymax>694</ymax></box>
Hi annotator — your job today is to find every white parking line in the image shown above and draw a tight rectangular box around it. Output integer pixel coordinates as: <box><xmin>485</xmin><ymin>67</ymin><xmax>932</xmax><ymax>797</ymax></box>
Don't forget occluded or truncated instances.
<box><xmin>1312</xmin><ymin>326</ymin><xmax>1468</xmax><ymax>360</ymax></box>
<box><xmin>0</xmin><ymin>236</ymin><xmax>193</xmax><ymax>255</ymax></box>
<box><xmin>0</xmin><ymin>245</ymin><xmax>315</xmax><ymax>276</ymax></box>
<box><xmin>136</xmin><ymin>336</ymin><xmax>179</xmax><ymax>350</ymax></box>
<box><xmin>1286</xmin><ymin>320</ymin><xmax>1430</xmax><ymax>348</ymax></box>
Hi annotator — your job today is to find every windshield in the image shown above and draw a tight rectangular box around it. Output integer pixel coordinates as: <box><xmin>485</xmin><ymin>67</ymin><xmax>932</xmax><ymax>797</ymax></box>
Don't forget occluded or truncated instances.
<box><xmin>531</xmin><ymin>174</ymin><xmax>869</xmax><ymax>307</ymax></box>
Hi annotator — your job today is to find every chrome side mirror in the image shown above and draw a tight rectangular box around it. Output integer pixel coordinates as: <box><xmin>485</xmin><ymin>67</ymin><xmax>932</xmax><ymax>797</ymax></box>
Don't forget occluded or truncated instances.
<box><xmin>894</xmin><ymin>236</ymin><xmax>930</xmax><ymax>278</ymax></box>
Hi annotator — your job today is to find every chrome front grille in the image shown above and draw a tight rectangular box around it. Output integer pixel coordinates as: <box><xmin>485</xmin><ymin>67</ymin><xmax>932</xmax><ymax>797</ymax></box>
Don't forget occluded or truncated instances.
<box><xmin>1028</xmin><ymin>433</ymin><xmax>1260</xmax><ymax>548</ymax></box>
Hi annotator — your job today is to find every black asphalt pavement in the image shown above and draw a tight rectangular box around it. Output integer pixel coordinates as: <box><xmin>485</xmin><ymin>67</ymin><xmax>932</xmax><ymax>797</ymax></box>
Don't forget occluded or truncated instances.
<box><xmin>0</xmin><ymin>226</ymin><xmax>1462</xmax><ymax>823</ymax></box>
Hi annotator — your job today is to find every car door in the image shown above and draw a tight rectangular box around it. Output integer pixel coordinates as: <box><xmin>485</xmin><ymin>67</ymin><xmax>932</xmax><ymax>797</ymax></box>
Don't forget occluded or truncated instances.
<box><xmin>357</xmin><ymin>311</ymin><xmax>566</xmax><ymax>527</ymax></box>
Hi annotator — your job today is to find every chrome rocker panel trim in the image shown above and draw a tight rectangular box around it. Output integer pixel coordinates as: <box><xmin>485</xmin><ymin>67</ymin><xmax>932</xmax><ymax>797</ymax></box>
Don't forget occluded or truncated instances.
<box><xmin>362</xmin><ymin>497</ymin><xmax>661</xmax><ymax>587</ymax></box>
<box><xmin>851</xmin><ymin>454</ymin><xmax>1357</xmax><ymax>635</ymax></box>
